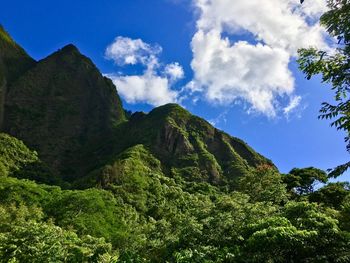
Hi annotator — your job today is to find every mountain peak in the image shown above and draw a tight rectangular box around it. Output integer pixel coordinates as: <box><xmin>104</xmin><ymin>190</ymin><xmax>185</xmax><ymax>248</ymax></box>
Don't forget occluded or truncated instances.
<box><xmin>0</xmin><ymin>25</ymin><xmax>36</xmax><ymax>80</ymax></box>
<box><xmin>40</xmin><ymin>43</ymin><xmax>99</xmax><ymax>74</ymax></box>
<box><xmin>1</xmin><ymin>31</ymin><xmax>273</xmax><ymax>187</ymax></box>
<box><xmin>2</xmin><ymin>39</ymin><xmax>126</xmax><ymax>180</ymax></box>
<box><xmin>46</xmin><ymin>43</ymin><xmax>85</xmax><ymax>62</ymax></box>
<box><xmin>149</xmin><ymin>103</ymin><xmax>191</xmax><ymax>120</ymax></box>
<box><xmin>153</xmin><ymin>103</ymin><xmax>186</xmax><ymax>112</ymax></box>
<box><xmin>59</xmin><ymin>43</ymin><xmax>80</xmax><ymax>54</ymax></box>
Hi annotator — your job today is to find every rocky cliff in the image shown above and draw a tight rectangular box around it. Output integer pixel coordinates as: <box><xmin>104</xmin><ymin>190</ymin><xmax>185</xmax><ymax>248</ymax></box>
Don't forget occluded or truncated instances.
<box><xmin>0</xmin><ymin>28</ymin><xmax>274</xmax><ymax>188</ymax></box>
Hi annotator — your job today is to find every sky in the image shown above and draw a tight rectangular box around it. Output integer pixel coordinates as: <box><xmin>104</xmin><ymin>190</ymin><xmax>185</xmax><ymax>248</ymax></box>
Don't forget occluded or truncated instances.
<box><xmin>1</xmin><ymin>0</ymin><xmax>349</xmax><ymax>181</ymax></box>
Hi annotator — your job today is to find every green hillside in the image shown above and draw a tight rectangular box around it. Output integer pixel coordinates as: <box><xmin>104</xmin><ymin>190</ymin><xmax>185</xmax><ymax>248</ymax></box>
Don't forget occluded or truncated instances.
<box><xmin>0</xmin><ymin>28</ymin><xmax>349</xmax><ymax>262</ymax></box>
<box><xmin>0</xmin><ymin>133</ymin><xmax>349</xmax><ymax>262</ymax></box>
<box><xmin>1</xmin><ymin>38</ymin><xmax>271</xmax><ymax>186</ymax></box>
<box><xmin>2</xmin><ymin>44</ymin><xmax>125</xmax><ymax>181</ymax></box>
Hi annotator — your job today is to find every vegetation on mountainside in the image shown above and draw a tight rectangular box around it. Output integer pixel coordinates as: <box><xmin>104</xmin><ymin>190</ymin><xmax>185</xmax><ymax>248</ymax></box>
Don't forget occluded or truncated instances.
<box><xmin>0</xmin><ymin>1</ymin><xmax>349</xmax><ymax>261</ymax></box>
<box><xmin>1</xmin><ymin>29</ymin><xmax>268</xmax><ymax>186</ymax></box>
<box><xmin>100</xmin><ymin>103</ymin><xmax>272</xmax><ymax>190</ymax></box>
<box><xmin>0</xmin><ymin>134</ymin><xmax>349</xmax><ymax>262</ymax></box>
<box><xmin>0</xmin><ymin>133</ymin><xmax>38</xmax><ymax>176</ymax></box>
<box><xmin>2</xmin><ymin>44</ymin><xmax>126</xmax><ymax>181</ymax></box>
<box><xmin>0</xmin><ymin>133</ymin><xmax>61</xmax><ymax>185</ymax></box>
<box><xmin>0</xmin><ymin>201</ymin><xmax>118</xmax><ymax>262</ymax></box>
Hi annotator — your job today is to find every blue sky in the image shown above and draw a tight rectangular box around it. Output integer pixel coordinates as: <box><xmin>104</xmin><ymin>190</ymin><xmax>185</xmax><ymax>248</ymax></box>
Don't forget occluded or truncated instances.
<box><xmin>2</xmin><ymin>0</ymin><xmax>349</xmax><ymax>181</ymax></box>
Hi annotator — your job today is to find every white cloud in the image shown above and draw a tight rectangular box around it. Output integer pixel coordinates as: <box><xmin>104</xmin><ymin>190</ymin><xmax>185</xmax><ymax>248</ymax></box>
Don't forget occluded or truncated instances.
<box><xmin>107</xmin><ymin>73</ymin><xmax>178</xmax><ymax>106</ymax></box>
<box><xmin>165</xmin><ymin>62</ymin><xmax>185</xmax><ymax>81</ymax></box>
<box><xmin>194</xmin><ymin>0</ymin><xmax>328</xmax><ymax>53</ymax></box>
<box><xmin>105</xmin><ymin>36</ymin><xmax>161</xmax><ymax>66</ymax></box>
<box><xmin>191</xmin><ymin>30</ymin><xmax>294</xmax><ymax>116</ymax></box>
<box><xmin>298</xmin><ymin>0</ymin><xmax>329</xmax><ymax>17</ymax></box>
<box><xmin>105</xmin><ymin>37</ymin><xmax>183</xmax><ymax>106</ymax></box>
<box><xmin>188</xmin><ymin>0</ymin><xmax>330</xmax><ymax>117</ymax></box>
<box><xmin>284</xmin><ymin>95</ymin><xmax>302</xmax><ymax>116</ymax></box>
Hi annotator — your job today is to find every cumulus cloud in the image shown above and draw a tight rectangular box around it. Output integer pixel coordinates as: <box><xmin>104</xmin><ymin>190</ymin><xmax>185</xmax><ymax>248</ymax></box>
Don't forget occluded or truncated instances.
<box><xmin>105</xmin><ymin>36</ymin><xmax>161</xmax><ymax>66</ymax></box>
<box><xmin>298</xmin><ymin>0</ymin><xmax>329</xmax><ymax>17</ymax></box>
<box><xmin>191</xmin><ymin>30</ymin><xmax>294</xmax><ymax>116</ymax></box>
<box><xmin>107</xmin><ymin>73</ymin><xmax>178</xmax><ymax>106</ymax></box>
<box><xmin>165</xmin><ymin>62</ymin><xmax>185</xmax><ymax>81</ymax></box>
<box><xmin>105</xmin><ymin>37</ymin><xmax>183</xmax><ymax>106</ymax></box>
<box><xmin>188</xmin><ymin>0</ymin><xmax>329</xmax><ymax>117</ymax></box>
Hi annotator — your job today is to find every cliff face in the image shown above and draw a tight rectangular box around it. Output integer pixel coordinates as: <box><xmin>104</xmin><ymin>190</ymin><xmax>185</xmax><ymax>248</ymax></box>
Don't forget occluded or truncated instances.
<box><xmin>93</xmin><ymin>104</ymin><xmax>273</xmax><ymax>188</ymax></box>
<box><xmin>2</xmin><ymin>43</ymin><xmax>126</xmax><ymax>180</ymax></box>
<box><xmin>0</xmin><ymin>28</ymin><xmax>274</xmax><ymax>187</ymax></box>
<box><xmin>0</xmin><ymin>26</ymin><xmax>35</xmax><ymax>130</ymax></box>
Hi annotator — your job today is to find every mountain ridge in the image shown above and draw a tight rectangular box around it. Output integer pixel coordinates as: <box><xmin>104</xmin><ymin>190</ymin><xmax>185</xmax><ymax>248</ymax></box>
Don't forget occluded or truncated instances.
<box><xmin>2</xmin><ymin>39</ymin><xmax>126</xmax><ymax>181</ymax></box>
<box><xmin>0</xmin><ymin>28</ymin><xmax>274</xmax><ymax>188</ymax></box>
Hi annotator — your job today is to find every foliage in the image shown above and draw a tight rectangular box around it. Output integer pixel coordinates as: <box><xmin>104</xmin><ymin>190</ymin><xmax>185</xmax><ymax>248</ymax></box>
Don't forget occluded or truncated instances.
<box><xmin>339</xmin><ymin>194</ymin><xmax>350</xmax><ymax>232</ymax></box>
<box><xmin>0</xmin><ymin>135</ymin><xmax>350</xmax><ymax>262</ymax></box>
<box><xmin>0</xmin><ymin>166</ymin><xmax>349</xmax><ymax>262</ymax></box>
<box><xmin>238</xmin><ymin>164</ymin><xmax>287</xmax><ymax>204</ymax></box>
<box><xmin>0</xmin><ymin>133</ymin><xmax>62</xmax><ymax>185</ymax></box>
<box><xmin>309</xmin><ymin>182</ymin><xmax>350</xmax><ymax>209</ymax></box>
<box><xmin>283</xmin><ymin>167</ymin><xmax>328</xmax><ymax>195</ymax></box>
<box><xmin>298</xmin><ymin>0</ymin><xmax>350</xmax><ymax>176</ymax></box>
<box><xmin>0</xmin><ymin>203</ymin><xmax>118</xmax><ymax>263</ymax></box>
<box><xmin>0</xmin><ymin>20</ymin><xmax>350</xmax><ymax>261</ymax></box>
<box><xmin>0</xmin><ymin>133</ymin><xmax>38</xmax><ymax>176</ymax></box>
<box><xmin>243</xmin><ymin>201</ymin><xmax>350</xmax><ymax>262</ymax></box>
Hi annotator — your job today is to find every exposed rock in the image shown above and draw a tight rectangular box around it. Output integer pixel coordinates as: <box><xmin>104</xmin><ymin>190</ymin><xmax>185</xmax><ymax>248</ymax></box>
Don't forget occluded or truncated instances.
<box><xmin>0</xmin><ymin>28</ymin><xmax>275</xmax><ymax>188</ymax></box>
<box><xmin>2</xmin><ymin>43</ymin><xmax>125</xmax><ymax>180</ymax></box>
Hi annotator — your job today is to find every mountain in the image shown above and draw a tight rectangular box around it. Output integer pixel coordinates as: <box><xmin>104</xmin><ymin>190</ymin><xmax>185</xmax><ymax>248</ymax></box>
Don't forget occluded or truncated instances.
<box><xmin>2</xmin><ymin>43</ymin><xmax>126</xmax><ymax>181</ymax></box>
<box><xmin>89</xmin><ymin>103</ymin><xmax>273</xmax><ymax>188</ymax></box>
<box><xmin>0</xmin><ymin>28</ymin><xmax>273</xmax><ymax>187</ymax></box>
<box><xmin>1</xmin><ymin>26</ymin><xmax>348</xmax><ymax>263</ymax></box>
<box><xmin>0</xmin><ymin>25</ymin><xmax>35</xmax><ymax>130</ymax></box>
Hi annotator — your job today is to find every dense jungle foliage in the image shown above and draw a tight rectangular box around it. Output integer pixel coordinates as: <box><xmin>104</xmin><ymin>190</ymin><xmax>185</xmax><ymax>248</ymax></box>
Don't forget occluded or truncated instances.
<box><xmin>0</xmin><ymin>133</ymin><xmax>350</xmax><ymax>262</ymax></box>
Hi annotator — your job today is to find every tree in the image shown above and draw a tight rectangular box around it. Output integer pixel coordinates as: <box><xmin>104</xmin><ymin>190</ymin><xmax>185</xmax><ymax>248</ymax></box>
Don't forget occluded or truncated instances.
<box><xmin>243</xmin><ymin>202</ymin><xmax>350</xmax><ymax>262</ymax></box>
<box><xmin>297</xmin><ymin>0</ymin><xmax>350</xmax><ymax>177</ymax></box>
<box><xmin>283</xmin><ymin>167</ymin><xmax>328</xmax><ymax>195</ymax></box>
<box><xmin>309</xmin><ymin>182</ymin><xmax>350</xmax><ymax>209</ymax></box>
<box><xmin>238</xmin><ymin>165</ymin><xmax>287</xmax><ymax>204</ymax></box>
<box><xmin>0</xmin><ymin>203</ymin><xmax>118</xmax><ymax>263</ymax></box>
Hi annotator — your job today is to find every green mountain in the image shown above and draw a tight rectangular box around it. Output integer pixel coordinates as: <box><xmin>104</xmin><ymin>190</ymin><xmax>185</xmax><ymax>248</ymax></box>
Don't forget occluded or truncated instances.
<box><xmin>0</xmin><ymin>25</ymin><xmax>35</xmax><ymax>130</ymax></box>
<box><xmin>2</xmin><ymin>43</ymin><xmax>125</xmax><ymax>181</ymax></box>
<box><xmin>90</xmin><ymin>103</ymin><xmax>273</xmax><ymax>189</ymax></box>
<box><xmin>0</xmin><ymin>27</ymin><xmax>349</xmax><ymax>263</ymax></box>
<box><xmin>0</xmin><ymin>30</ymin><xmax>272</xmax><ymax>187</ymax></box>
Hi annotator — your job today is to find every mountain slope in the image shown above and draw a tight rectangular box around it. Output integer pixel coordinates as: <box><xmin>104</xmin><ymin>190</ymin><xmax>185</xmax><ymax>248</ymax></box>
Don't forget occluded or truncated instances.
<box><xmin>87</xmin><ymin>104</ymin><xmax>274</xmax><ymax>189</ymax></box>
<box><xmin>0</xmin><ymin>25</ymin><xmax>36</xmax><ymax>130</ymax></box>
<box><xmin>2</xmin><ymin>44</ymin><xmax>126</xmax><ymax>180</ymax></box>
<box><xmin>0</xmin><ymin>28</ymin><xmax>273</xmax><ymax>187</ymax></box>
